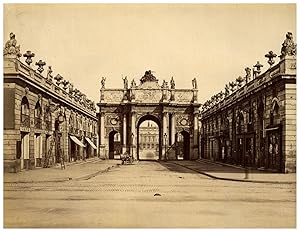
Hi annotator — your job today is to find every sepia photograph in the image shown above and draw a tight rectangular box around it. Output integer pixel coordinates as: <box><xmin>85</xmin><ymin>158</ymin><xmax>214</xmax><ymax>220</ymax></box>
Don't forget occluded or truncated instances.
<box><xmin>3</xmin><ymin>3</ymin><xmax>296</xmax><ymax>228</ymax></box>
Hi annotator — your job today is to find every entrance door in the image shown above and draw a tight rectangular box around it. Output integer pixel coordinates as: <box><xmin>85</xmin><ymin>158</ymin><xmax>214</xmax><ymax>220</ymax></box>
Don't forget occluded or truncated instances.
<box><xmin>21</xmin><ymin>132</ymin><xmax>29</xmax><ymax>169</ymax></box>
<box><xmin>34</xmin><ymin>134</ymin><xmax>43</xmax><ymax>167</ymax></box>
<box><xmin>176</xmin><ymin>131</ymin><xmax>190</xmax><ymax>160</ymax></box>
<box><xmin>267</xmin><ymin>128</ymin><xmax>282</xmax><ymax>172</ymax></box>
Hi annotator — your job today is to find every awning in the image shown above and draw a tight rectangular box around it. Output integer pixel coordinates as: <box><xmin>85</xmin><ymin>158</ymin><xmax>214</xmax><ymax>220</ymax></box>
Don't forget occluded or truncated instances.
<box><xmin>70</xmin><ymin>136</ymin><xmax>86</xmax><ymax>147</ymax></box>
<box><xmin>85</xmin><ymin>137</ymin><xmax>97</xmax><ymax>150</ymax></box>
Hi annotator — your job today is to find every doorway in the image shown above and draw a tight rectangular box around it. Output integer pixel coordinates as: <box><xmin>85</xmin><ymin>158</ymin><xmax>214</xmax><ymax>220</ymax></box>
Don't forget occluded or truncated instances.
<box><xmin>21</xmin><ymin>132</ymin><xmax>29</xmax><ymax>169</ymax></box>
<box><xmin>176</xmin><ymin>131</ymin><xmax>190</xmax><ymax>160</ymax></box>
<box><xmin>108</xmin><ymin>131</ymin><xmax>121</xmax><ymax>159</ymax></box>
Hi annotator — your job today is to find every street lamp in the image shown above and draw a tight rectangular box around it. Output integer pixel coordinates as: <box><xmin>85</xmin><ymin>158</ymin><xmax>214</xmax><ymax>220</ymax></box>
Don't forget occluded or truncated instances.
<box><xmin>164</xmin><ymin>133</ymin><xmax>167</xmax><ymax>160</ymax></box>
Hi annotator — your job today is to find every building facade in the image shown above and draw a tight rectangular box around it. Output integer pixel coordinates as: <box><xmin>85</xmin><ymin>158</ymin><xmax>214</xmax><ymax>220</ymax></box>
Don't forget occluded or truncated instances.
<box><xmin>200</xmin><ymin>32</ymin><xmax>296</xmax><ymax>173</ymax></box>
<box><xmin>139</xmin><ymin>121</ymin><xmax>159</xmax><ymax>160</ymax></box>
<box><xmin>4</xmin><ymin>33</ymin><xmax>98</xmax><ymax>173</ymax></box>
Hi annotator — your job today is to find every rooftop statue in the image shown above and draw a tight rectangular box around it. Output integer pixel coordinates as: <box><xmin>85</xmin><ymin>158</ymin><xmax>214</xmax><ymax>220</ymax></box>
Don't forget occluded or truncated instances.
<box><xmin>192</xmin><ymin>78</ymin><xmax>197</xmax><ymax>89</ymax></box>
<box><xmin>236</xmin><ymin>76</ymin><xmax>244</xmax><ymax>88</ymax></box>
<box><xmin>68</xmin><ymin>83</ymin><xmax>74</xmax><ymax>94</ymax></box>
<box><xmin>170</xmin><ymin>76</ymin><xmax>175</xmax><ymax>89</ymax></box>
<box><xmin>101</xmin><ymin>77</ymin><xmax>106</xmax><ymax>89</ymax></box>
<box><xmin>229</xmin><ymin>81</ymin><xmax>237</xmax><ymax>92</ymax></box>
<box><xmin>46</xmin><ymin>66</ymin><xmax>53</xmax><ymax>81</ymax></box>
<box><xmin>162</xmin><ymin>80</ymin><xmax>168</xmax><ymax>88</ymax></box>
<box><xmin>122</xmin><ymin>76</ymin><xmax>128</xmax><ymax>89</ymax></box>
<box><xmin>131</xmin><ymin>79</ymin><xmax>137</xmax><ymax>88</ymax></box>
<box><xmin>4</xmin><ymin>32</ymin><xmax>22</xmax><ymax>58</ymax></box>
<box><xmin>140</xmin><ymin>70</ymin><xmax>158</xmax><ymax>84</ymax></box>
<box><xmin>245</xmin><ymin>67</ymin><xmax>251</xmax><ymax>83</ymax></box>
<box><xmin>281</xmin><ymin>32</ymin><xmax>296</xmax><ymax>58</ymax></box>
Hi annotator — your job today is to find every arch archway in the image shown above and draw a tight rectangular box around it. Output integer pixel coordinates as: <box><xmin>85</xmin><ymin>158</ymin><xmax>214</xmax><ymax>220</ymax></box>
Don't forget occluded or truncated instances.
<box><xmin>97</xmin><ymin>71</ymin><xmax>200</xmax><ymax>161</ymax></box>
<box><xmin>176</xmin><ymin>130</ymin><xmax>190</xmax><ymax>160</ymax></box>
<box><xmin>137</xmin><ymin>114</ymin><xmax>161</xmax><ymax>160</ymax></box>
<box><xmin>108</xmin><ymin>130</ymin><xmax>121</xmax><ymax>159</ymax></box>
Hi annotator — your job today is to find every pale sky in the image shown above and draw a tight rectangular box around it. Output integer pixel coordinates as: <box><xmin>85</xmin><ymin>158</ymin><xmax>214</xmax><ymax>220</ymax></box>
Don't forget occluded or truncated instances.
<box><xmin>4</xmin><ymin>4</ymin><xmax>296</xmax><ymax>105</ymax></box>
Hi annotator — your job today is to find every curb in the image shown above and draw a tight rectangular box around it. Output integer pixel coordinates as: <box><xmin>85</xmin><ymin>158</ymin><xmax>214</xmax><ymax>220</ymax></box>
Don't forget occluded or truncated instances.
<box><xmin>4</xmin><ymin>160</ymin><xmax>117</xmax><ymax>184</ymax></box>
<box><xmin>171</xmin><ymin>161</ymin><xmax>295</xmax><ymax>185</ymax></box>
<box><xmin>4</xmin><ymin>179</ymin><xmax>70</xmax><ymax>184</ymax></box>
<box><xmin>73</xmin><ymin>164</ymin><xmax>119</xmax><ymax>181</ymax></box>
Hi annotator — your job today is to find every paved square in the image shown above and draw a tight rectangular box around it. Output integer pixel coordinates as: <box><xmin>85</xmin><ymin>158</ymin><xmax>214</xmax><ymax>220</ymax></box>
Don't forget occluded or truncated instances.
<box><xmin>4</xmin><ymin>160</ymin><xmax>296</xmax><ymax>228</ymax></box>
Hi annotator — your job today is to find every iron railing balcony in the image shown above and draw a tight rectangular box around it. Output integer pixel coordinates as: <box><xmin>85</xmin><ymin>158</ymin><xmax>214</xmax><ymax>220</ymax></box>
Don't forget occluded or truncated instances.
<box><xmin>21</xmin><ymin>114</ymin><xmax>30</xmax><ymax>128</ymax></box>
<box><xmin>45</xmin><ymin>120</ymin><xmax>52</xmax><ymax>131</ymax></box>
<box><xmin>34</xmin><ymin>117</ymin><xmax>42</xmax><ymax>129</ymax></box>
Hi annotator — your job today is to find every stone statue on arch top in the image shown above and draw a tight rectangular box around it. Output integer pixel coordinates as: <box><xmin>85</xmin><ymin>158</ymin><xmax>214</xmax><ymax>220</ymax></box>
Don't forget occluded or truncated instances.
<box><xmin>131</xmin><ymin>79</ymin><xmax>137</xmax><ymax>88</ymax></box>
<box><xmin>192</xmin><ymin>78</ymin><xmax>197</xmax><ymax>89</ymax></box>
<box><xmin>101</xmin><ymin>77</ymin><xmax>106</xmax><ymax>89</ymax></box>
<box><xmin>162</xmin><ymin>80</ymin><xmax>168</xmax><ymax>88</ymax></box>
<box><xmin>122</xmin><ymin>76</ymin><xmax>128</xmax><ymax>89</ymax></box>
<box><xmin>170</xmin><ymin>76</ymin><xmax>175</xmax><ymax>89</ymax></box>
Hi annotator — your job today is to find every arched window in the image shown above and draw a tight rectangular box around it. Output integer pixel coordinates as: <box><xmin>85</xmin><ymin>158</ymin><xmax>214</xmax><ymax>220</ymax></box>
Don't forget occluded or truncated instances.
<box><xmin>69</xmin><ymin>114</ymin><xmax>74</xmax><ymax>133</ymax></box>
<box><xmin>236</xmin><ymin>111</ymin><xmax>244</xmax><ymax>134</ymax></box>
<box><xmin>34</xmin><ymin>102</ymin><xmax>42</xmax><ymax>129</ymax></box>
<box><xmin>270</xmin><ymin>98</ymin><xmax>280</xmax><ymax>125</ymax></box>
<box><xmin>88</xmin><ymin>121</ymin><xmax>92</xmax><ymax>133</ymax></box>
<box><xmin>82</xmin><ymin>117</ymin><xmax>86</xmax><ymax>131</ymax></box>
<box><xmin>44</xmin><ymin>105</ymin><xmax>52</xmax><ymax>131</ymax></box>
<box><xmin>21</xmin><ymin>97</ymin><xmax>30</xmax><ymax>127</ymax></box>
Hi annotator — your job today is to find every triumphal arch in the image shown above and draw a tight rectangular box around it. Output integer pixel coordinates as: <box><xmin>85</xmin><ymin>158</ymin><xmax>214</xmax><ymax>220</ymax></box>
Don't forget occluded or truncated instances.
<box><xmin>97</xmin><ymin>70</ymin><xmax>200</xmax><ymax>161</ymax></box>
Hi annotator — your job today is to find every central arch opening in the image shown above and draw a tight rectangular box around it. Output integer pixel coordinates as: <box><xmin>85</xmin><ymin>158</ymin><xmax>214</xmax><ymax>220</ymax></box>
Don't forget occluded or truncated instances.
<box><xmin>137</xmin><ymin>115</ymin><xmax>161</xmax><ymax>161</ymax></box>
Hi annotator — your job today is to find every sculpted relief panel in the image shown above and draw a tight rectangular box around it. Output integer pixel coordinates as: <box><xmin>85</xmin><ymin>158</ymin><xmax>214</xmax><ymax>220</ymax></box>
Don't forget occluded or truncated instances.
<box><xmin>104</xmin><ymin>90</ymin><xmax>123</xmax><ymax>103</ymax></box>
<box><xmin>104</xmin><ymin>113</ymin><xmax>121</xmax><ymax>137</ymax></box>
<box><xmin>175</xmin><ymin>90</ymin><xmax>193</xmax><ymax>103</ymax></box>
<box><xmin>135</xmin><ymin>89</ymin><xmax>162</xmax><ymax>103</ymax></box>
<box><xmin>105</xmin><ymin>114</ymin><xmax>121</xmax><ymax>127</ymax></box>
<box><xmin>176</xmin><ymin>114</ymin><xmax>192</xmax><ymax>128</ymax></box>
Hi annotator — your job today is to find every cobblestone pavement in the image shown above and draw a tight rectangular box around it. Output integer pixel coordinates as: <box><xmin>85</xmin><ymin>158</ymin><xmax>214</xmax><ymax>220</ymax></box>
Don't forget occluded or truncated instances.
<box><xmin>4</xmin><ymin>161</ymin><xmax>296</xmax><ymax>228</ymax></box>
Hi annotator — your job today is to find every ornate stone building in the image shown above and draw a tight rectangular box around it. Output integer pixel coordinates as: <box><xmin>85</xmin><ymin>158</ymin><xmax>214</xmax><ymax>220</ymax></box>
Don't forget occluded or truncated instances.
<box><xmin>4</xmin><ymin>33</ymin><xmax>98</xmax><ymax>172</ymax></box>
<box><xmin>138</xmin><ymin>121</ymin><xmax>159</xmax><ymax>160</ymax></box>
<box><xmin>98</xmin><ymin>71</ymin><xmax>200</xmax><ymax>161</ymax></box>
<box><xmin>200</xmin><ymin>32</ymin><xmax>296</xmax><ymax>173</ymax></box>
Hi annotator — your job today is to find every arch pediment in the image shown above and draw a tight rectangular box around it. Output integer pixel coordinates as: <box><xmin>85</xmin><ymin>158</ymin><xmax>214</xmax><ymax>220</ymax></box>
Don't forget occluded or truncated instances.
<box><xmin>137</xmin><ymin>81</ymin><xmax>161</xmax><ymax>89</ymax></box>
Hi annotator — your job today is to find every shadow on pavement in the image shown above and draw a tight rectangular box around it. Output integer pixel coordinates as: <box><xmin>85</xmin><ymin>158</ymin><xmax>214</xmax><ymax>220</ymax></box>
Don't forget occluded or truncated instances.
<box><xmin>159</xmin><ymin>160</ymin><xmax>279</xmax><ymax>175</ymax></box>
<box><xmin>158</xmin><ymin>161</ymin><xmax>200</xmax><ymax>174</ymax></box>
